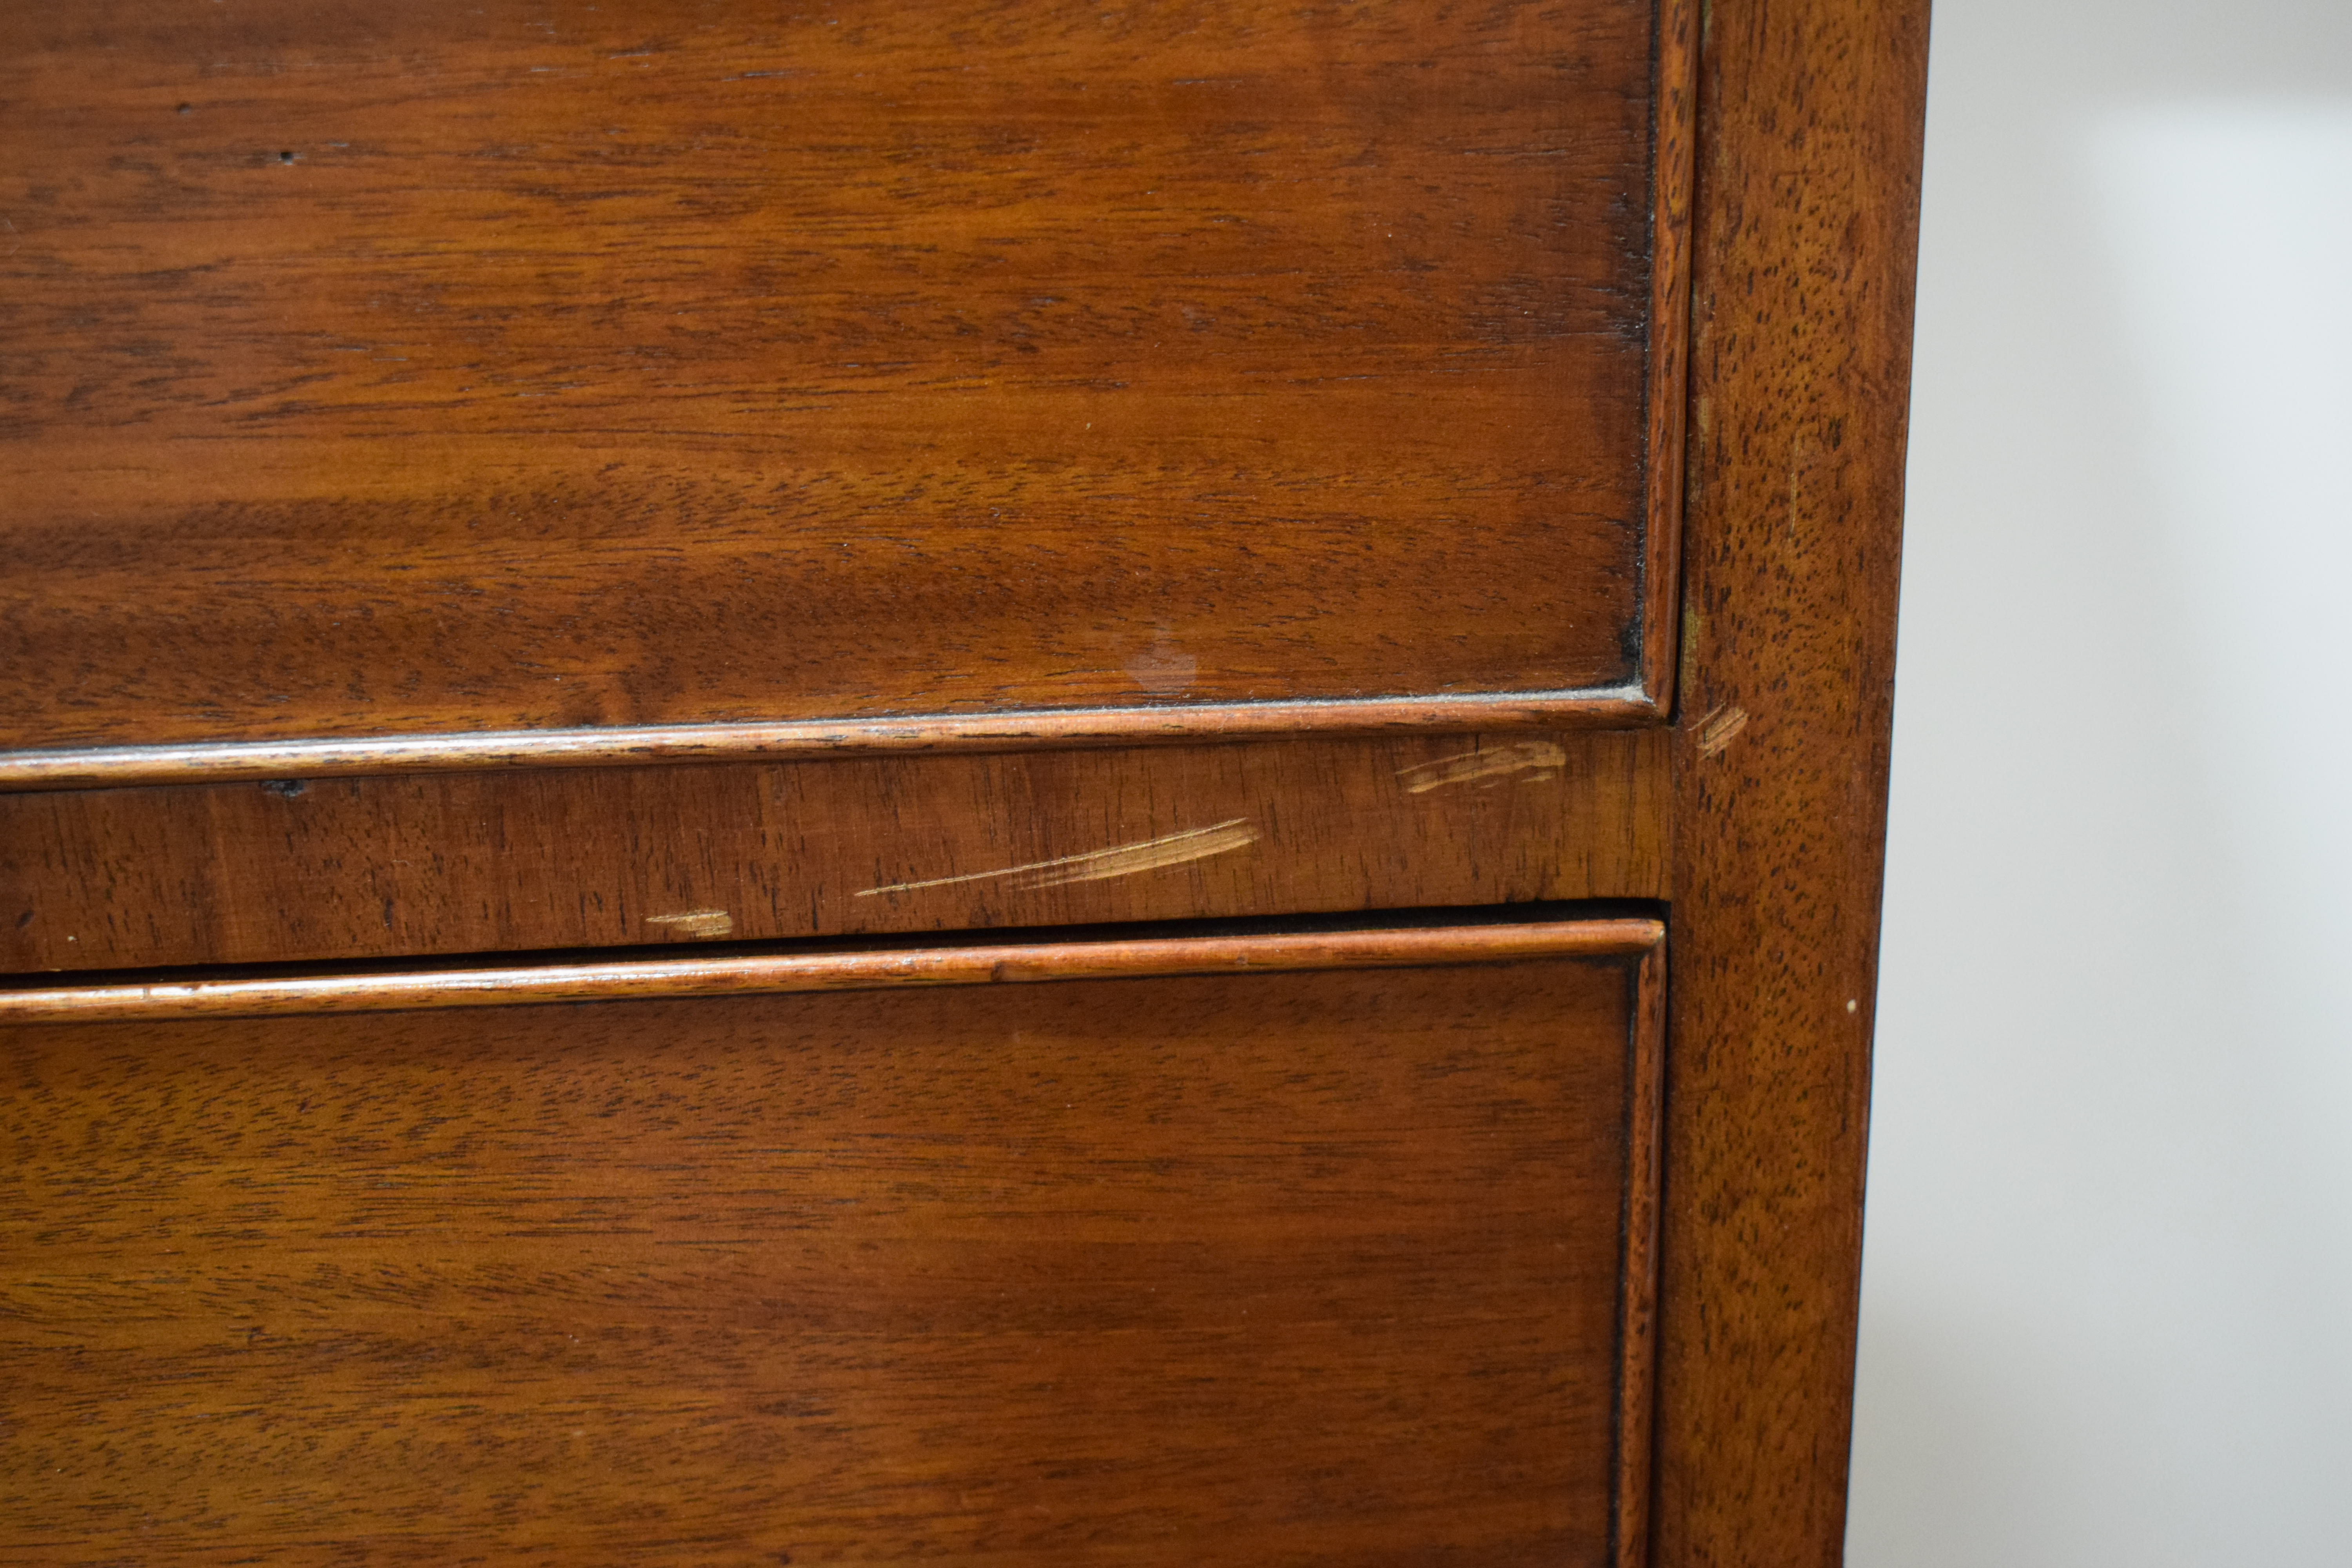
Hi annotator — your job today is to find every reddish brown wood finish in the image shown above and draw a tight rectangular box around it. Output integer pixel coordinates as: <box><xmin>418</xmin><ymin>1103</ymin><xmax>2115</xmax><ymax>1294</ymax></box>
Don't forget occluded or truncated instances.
<box><xmin>0</xmin><ymin>695</ymin><xmax>1663</xmax><ymax>792</ymax></box>
<box><xmin>1616</xmin><ymin>935</ymin><xmax>1670</xmax><ymax>1568</ymax></box>
<box><xmin>2</xmin><ymin>730</ymin><xmax>1668</xmax><ymax>973</ymax></box>
<box><xmin>0</xmin><ymin>0</ymin><xmax>1929</xmax><ymax>1559</ymax></box>
<box><xmin>1641</xmin><ymin>0</ymin><xmax>1699</xmax><ymax>707</ymax></box>
<box><xmin>0</xmin><ymin>0</ymin><xmax>1680</xmax><ymax>762</ymax></box>
<box><xmin>1</xmin><ymin>937</ymin><xmax>1662</xmax><ymax>1567</ymax></box>
<box><xmin>0</xmin><ymin>915</ymin><xmax>1663</xmax><ymax>1022</ymax></box>
<box><xmin>1654</xmin><ymin>1</ymin><xmax>1927</xmax><ymax>1564</ymax></box>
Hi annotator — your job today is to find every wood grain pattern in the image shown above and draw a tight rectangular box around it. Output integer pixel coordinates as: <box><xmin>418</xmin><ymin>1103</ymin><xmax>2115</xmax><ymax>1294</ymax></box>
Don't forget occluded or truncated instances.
<box><xmin>0</xmin><ymin>944</ymin><xmax>1662</xmax><ymax>1566</ymax></box>
<box><xmin>1653</xmin><ymin>0</ymin><xmax>1927</xmax><ymax>1563</ymax></box>
<box><xmin>1613</xmin><ymin>934</ymin><xmax>1668</xmax><ymax>1568</ymax></box>
<box><xmin>1639</xmin><ymin>0</ymin><xmax>1697</xmax><ymax>706</ymax></box>
<box><xmin>1</xmin><ymin>0</ymin><xmax>1676</xmax><ymax>761</ymax></box>
<box><xmin>0</xmin><ymin>4</ymin><xmax>1930</xmax><ymax>1558</ymax></box>
<box><xmin>2</xmin><ymin>728</ymin><xmax>1670</xmax><ymax>973</ymax></box>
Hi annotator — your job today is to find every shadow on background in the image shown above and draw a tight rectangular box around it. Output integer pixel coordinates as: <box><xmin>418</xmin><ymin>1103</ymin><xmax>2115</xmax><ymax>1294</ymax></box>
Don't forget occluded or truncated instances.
<box><xmin>1851</xmin><ymin>2</ymin><xmax>2352</xmax><ymax>1563</ymax></box>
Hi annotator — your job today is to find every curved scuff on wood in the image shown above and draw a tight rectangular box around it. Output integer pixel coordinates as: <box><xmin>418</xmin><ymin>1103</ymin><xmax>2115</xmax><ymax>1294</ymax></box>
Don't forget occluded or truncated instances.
<box><xmin>1695</xmin><ymin>706</ymin><xmax>1750</xmax><ymax>758</ymax></box>
<box><xmin>857</xmin><ymin>818</ymin><xmax>1258</xmax><ymax>898</ymax></box>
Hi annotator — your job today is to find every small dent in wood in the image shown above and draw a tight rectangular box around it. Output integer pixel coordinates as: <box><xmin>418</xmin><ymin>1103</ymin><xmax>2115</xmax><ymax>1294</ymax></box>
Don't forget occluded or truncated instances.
<box><xmin>1695</xmin><ymin>706</ymin><xmax>1749</xmax><ymax>757</ymax></box>
<box><xmin>857</xmin><ymin>818</ymin><xmax>1256</xmax><ymax>898</ymax></box>
<box><xmin>1396</xmin><ymin>740</ymin><xmax>1566</xmax><ymax>794</ymax></box>
<box><xmin>646</xmin><ymin>909</ymin><xmax>735</xmax><ymax>939</ymax></box>
<box><xmin>260</xmin><ymin>779</ymin><xmax>307</xmax><ymax>799</ymax></box>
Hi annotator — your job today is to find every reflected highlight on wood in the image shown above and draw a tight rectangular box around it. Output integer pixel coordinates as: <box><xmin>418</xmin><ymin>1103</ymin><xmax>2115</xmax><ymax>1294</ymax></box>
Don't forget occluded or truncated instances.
<box><xmin>0</xmin><ymin>916</ymin><xmax>1662</xmax><ymax>1023</ymax></box>
<box><xmin>0</xmin><ymin>693</ymin><xmax>1664</xmax><ymax>793</ymax></box>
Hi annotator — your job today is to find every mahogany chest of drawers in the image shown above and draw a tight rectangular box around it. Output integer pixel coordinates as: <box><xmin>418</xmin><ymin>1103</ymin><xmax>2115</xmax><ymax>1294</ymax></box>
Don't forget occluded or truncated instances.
<box><xmin>1</xmin><ymin>2</ymin><xmax>1926</xmax><ymax>1561</ymax></box>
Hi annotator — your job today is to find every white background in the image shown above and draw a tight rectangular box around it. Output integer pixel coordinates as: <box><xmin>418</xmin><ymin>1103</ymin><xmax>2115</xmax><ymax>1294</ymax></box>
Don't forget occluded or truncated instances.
<box><xmin>1847</xmin><ymin>1</ymin><xmax>2352</xmax><ymax>1563</ymax></box>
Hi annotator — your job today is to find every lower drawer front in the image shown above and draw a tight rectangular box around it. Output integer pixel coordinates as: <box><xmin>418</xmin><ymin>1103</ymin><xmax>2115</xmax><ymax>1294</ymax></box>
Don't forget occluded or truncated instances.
<box><xmin>1</xmin><ymin>926</ymin><xmax>1661</xmax><ymax>1567</ymax></box>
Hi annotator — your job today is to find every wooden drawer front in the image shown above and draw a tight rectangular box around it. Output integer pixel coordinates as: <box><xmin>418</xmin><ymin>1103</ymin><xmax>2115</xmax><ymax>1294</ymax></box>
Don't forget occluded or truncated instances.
<box><xmin>1</xmin><ymin>731</ymin><xmax>1669</xmax><ymax>973</ymax></box>
<box><xmin>0</xmin><ymin>921</ymin><xmax>1662</xmax><ymax>1566</ymax></box>
<box><xmin>0</xmin><ymin>0</ymin><xmax>1687</xmax><ymax>768</ymax></box>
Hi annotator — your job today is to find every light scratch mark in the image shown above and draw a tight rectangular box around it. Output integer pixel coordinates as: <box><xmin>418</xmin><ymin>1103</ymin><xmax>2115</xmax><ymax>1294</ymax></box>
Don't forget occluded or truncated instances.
<box><xmin>856</xmin><ymin>818</ymin><xmax>1258</xmax><ymax>898</ymax></box>
<box><xmin>1696</xmin><ymin>706</ymin><xmax>1749</xmax><ymax>757</ymax></box>
<box><xmin>1396</xmin><ymin>740</ymin><xmax>1568</xmax><ymax>794</ymax></box>
<box><xmin>646</xmin><ymin>909</ymin><xmax>734</xmax><ymax>938</ymax></box>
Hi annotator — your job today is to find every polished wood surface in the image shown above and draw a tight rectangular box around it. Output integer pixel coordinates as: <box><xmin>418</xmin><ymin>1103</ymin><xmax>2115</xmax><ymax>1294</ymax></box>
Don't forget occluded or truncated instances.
<box><xmin>1639</xmin><ymin>0</ymin><xmax>1697</xmax><ymax>707</ymax></box>
<box><xmin>1653</xmin><ymin>1</ymin><xmax>1928</xmax><ymax>1563</ymax></box>
<box><xmin>1</xmin><ymin>938</ymin><xmax>1662</xmax><ymax>1566</ymax></box>
<box><xmin>0</xmin><ymin>915</ymin><xmax>1663</xmax><ymax>1021</ymax></box>
<box><xmin>2</xmin><ymin>730</ymin><xmax>1668</xmax><ymax>973</ymax></box>
<box><xmin>0</xmin><ymin>1</ymin><xmax>1928</xmax><ymax>1559</ymax></box>
<box><xmin>1</xmin><ymin>0</ymin><xmax>1680</xmax><ymax>761</ymax></box>
<box><xmin>0</xmin><ymin>693</ymin><xmax>1663</xmax><ymax>792</ymax></box>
